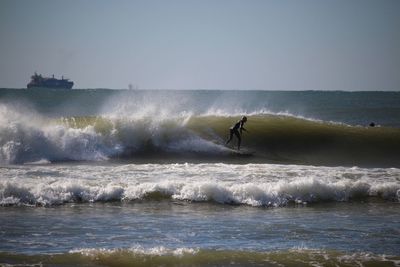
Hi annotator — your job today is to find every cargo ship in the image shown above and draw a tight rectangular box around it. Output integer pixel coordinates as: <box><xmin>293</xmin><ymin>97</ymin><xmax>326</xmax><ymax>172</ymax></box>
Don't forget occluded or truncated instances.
<box><xmin>27</xmin><ymin>73</ymin><xmax>74</xmax><ymax>89</ymax></box>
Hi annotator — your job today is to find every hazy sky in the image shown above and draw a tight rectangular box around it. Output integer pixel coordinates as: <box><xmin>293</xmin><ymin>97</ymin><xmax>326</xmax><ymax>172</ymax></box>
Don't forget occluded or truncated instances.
<box><xmin>0</xmin><ymin>0</ymin><xmax>399</xmax><ymax>90</ymax></box>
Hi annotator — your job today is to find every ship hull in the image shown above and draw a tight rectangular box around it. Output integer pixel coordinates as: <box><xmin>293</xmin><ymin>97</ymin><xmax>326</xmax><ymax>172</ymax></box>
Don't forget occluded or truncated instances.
<box><xmin>27</xmin><ymin>82</ymin><xmax>74</xmax><ymax>89</ymax></box>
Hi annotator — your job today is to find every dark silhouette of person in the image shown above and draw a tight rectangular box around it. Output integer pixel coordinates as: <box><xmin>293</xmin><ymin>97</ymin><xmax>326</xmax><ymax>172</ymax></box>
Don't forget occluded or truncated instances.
<box><xmin>226</xmin><ymin>116</ymin><xmax>248</xmax><ymax>150</ymax></box>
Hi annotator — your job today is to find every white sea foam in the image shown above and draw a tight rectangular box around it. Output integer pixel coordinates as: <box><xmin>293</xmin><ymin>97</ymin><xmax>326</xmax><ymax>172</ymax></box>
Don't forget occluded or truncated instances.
<box><xmin>0</xmin><ymin>104</ymin><xmax>117</xmax><ymax>163</ymax></box>
<box><xmin>200</xmin><ymin>107</ymin><xmax>336</xmax><ymax>124</ymax></box>
<box><xmin>68</xmin><ymin>246</ymin><xmax>400</xmax><ymax>266</ymax></box>
<box><xmin>1</xmin><ymin>163</ymin><xmax>399</xmax><ymax>207</ymax></box>
<box><xmin>70</xmin><ymin>246</ymin><xmax>199</xmax><ymax>257</ymax></box>
<box><xmin>0</xmin><ymin>103</ymin><xmax>230</xmax><ymax>164</ymax></box>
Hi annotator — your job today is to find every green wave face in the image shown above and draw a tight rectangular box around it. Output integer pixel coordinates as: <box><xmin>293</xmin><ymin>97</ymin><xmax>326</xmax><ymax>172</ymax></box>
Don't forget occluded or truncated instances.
<box><xmin>186</xmin><ymin>115</ymin><xmax>400</xmax><ymax>166</ymax></box>
<box><xmin>54</xmin><ymin>114</ymin><xmax>400</xmax><ymax>167</ymax></box>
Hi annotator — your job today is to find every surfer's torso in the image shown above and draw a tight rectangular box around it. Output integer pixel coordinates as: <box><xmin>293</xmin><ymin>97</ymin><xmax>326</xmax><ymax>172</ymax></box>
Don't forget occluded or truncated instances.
<box><xmin>231</xmin><ymin>121</ymin><xmax>243</xmax><ymax>131</ymax></box>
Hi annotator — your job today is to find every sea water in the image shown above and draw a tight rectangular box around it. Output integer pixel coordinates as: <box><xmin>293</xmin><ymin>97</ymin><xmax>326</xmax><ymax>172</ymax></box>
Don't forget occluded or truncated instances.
<box><xmin>0</xmin><ymin>89</ymin><xmax>399</xmax><ymax>266</ymax></box>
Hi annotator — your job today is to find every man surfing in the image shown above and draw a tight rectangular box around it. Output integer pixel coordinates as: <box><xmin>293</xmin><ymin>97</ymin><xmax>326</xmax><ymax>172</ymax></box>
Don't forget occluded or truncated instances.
<box><xmin>226</xmin><ymin>116</ymin><xmax>248</xmax><ymax>150</ymax></box>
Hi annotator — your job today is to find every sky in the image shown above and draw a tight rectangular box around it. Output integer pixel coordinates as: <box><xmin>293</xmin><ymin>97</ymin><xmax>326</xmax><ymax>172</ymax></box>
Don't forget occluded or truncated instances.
<box><xmin>0</xmin><ymin>0</ymin><xmax>399</xmax><ymax>90</ymax></box>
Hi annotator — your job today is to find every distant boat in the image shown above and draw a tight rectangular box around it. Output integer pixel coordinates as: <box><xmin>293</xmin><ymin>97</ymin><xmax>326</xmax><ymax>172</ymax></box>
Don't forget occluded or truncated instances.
<box><xmin>27</xmin><ymin>73</ymin><xmax>74</xmax><ymax>89</ymax></box>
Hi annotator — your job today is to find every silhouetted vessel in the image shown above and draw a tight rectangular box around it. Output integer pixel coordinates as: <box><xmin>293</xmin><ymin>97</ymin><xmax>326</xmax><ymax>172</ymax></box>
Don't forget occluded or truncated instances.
<box><xmin>27</xmin><ymin>73</ymin><xmax>74</xmax><ymax>89</ymax></box>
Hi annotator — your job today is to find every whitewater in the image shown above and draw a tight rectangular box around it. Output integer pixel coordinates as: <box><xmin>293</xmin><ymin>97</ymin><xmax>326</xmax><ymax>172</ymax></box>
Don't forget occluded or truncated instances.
<box><xmin>1</xmin><ymin>89</ymin><xmax>400</xmax><ymax>266</ymax></box>
<box><xmin>1</xmin><ymin>163</ymin><xmax>399</xmax><ymax>207</ymax></box>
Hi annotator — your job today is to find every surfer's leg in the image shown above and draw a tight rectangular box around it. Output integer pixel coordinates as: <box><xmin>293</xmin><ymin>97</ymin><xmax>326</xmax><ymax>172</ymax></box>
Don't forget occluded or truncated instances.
<box><xmin>226</xmin><ymin>129</ymin><xmax>234</xmax><ymax>144</ymax></box>
<box><xmin>234</xmin><ymin>130</ymin><xmax>241</xmax><ymax>150</ymax></box>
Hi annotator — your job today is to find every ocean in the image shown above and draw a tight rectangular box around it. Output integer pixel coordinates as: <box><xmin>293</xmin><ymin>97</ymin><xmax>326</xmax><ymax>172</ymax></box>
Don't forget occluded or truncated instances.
<box><xmin>0</xmin><ymin>89</ymin><xmax>399</xmax><ymax>266</ymax></box>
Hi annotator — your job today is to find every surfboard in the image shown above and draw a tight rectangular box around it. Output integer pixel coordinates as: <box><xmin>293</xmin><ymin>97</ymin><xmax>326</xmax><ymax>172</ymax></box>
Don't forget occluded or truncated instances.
<box><xmin>211</xmin><ymin>139</ymin><xmax>254</xmax><ymax>157</ymax></box>
<box><xmin>228</xmin><ymin>148</ymin><xmax>254</xmax><ymax>157</ymax></box>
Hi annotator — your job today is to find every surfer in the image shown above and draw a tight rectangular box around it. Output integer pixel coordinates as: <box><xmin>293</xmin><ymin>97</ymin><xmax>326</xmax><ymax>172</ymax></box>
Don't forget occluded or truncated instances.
<box><xmin>226</xmin><ymin>116</ymin><xmax>248</xmax><ymax>150</ymax></box>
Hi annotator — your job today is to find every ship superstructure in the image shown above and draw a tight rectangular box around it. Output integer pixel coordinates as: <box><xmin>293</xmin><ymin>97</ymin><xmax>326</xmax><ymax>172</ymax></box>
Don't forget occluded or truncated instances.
<box><xmin>27</xmin><ymin>73</ymin><xmax>74</xmax><ymax>89</ymax></box>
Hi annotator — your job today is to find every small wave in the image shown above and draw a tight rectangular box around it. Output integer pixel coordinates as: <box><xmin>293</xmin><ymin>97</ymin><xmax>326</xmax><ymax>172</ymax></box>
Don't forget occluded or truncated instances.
<box><xmin>24</xmin><ymin>159</ymin><xmax>52</xmax><ymax>165</ymax></box>
<box><xmin>0</xmin><ymin>248</ymin><xmax>398</xmax><ymax>267</ymax></box>
<box><xmin>70</xmin><ymin>246</ymin><xmax>198</xmax><ymax>257</ymax></box>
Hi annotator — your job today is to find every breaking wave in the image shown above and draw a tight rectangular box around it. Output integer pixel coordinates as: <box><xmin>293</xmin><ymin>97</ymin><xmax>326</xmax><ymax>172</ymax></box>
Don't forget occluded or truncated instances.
<box><xmin>0</xmin><ymin>164</ymin><xmax>400</xmax><ymax>207</ymax></box>
<box><xmin>0</xmin><ymin>101</ymin><xmax>399</xmax><ymax>166</ymax></box>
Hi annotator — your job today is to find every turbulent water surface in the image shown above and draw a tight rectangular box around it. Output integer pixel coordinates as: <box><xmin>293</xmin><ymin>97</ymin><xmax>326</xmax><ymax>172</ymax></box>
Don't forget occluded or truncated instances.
<box><xmin>0</xmin><ymin>89</ymin><xmax>399</xmax><ymax>266</ymax></box>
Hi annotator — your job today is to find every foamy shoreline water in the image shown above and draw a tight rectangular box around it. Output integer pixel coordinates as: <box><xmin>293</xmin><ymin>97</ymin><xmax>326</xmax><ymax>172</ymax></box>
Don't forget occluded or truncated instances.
<box><xmin>1</xmin><ymin>248</ymin><xmax>399</xmax><ymax>267</ymax></box>
<box><xmin>1</xmin><ymin>199</ymin><xmax>399</xmax><ymax>262</ymax></box>
<box><xmin>1</xmin><ymin>163</ymin><xmax>399</xmax><ymax>266</ymax></box>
